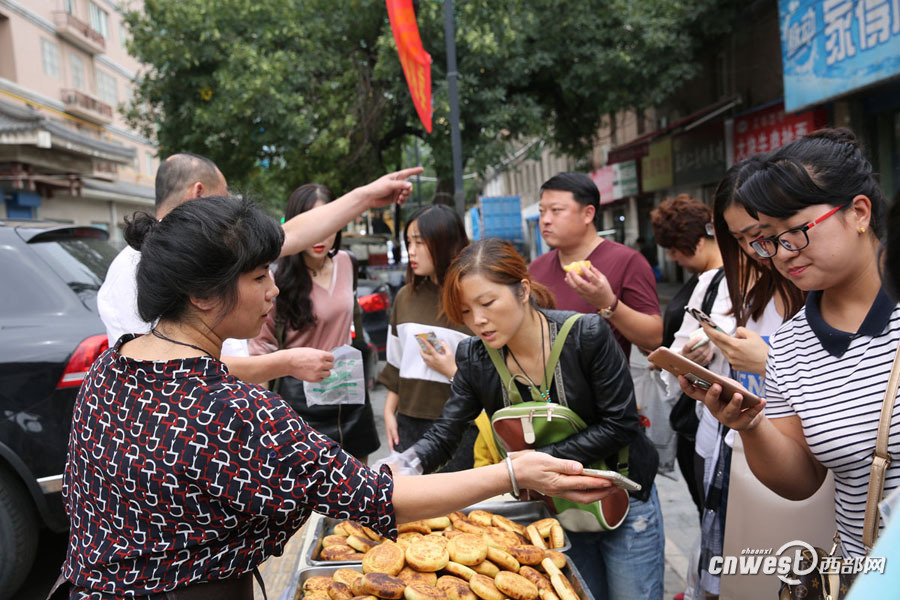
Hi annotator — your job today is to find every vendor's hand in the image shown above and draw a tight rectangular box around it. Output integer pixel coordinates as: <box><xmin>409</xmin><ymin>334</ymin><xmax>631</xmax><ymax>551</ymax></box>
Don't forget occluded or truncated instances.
<box><xmin>510</xmin><ymin>451</ymin><xmax>617</xmax><ymax>505</ymax></box>
<box><xmin>419</xmin><ymin>339</ymin><xmax>457</xmax><ymax>380</ymax></box>
<box><xmin>678</xmin><ymin>375</ymin><xmax>766</xmax><ymax>432</ymax></box>
<box><xmin>563</xmin><ymin>265</ymin><xmax>616</xmax><ymax>310</ymax></box>
<box><xmin>357</xmin><ymin>167</ymin><xmax>423</xmax><ymax>209</ymax></box>
<box><xmin>703</xmin><ymin>324</ymin><xmax>769</xmax><ymax>376</ymax></box>
<box><xmin>280</xmin><ymin>347</ymin><xmax>334</xmax><ymax>382</ymax></box>
<box><xmin>385</xmin><ymin>410</ymin><xmax>400</xmax><ymax>451</ymax></box>
<box><xmin>681</xmin><ymin>337</ymin><xmax>714</xmax><ymax>366</ymax></box>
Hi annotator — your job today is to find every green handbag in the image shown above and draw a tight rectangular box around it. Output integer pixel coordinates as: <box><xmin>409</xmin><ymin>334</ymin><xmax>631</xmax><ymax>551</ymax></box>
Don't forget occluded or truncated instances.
<box><xmin>486</xmin><ymin>313</ymin><xmax>632</xmax><ymax>531</ymax></box>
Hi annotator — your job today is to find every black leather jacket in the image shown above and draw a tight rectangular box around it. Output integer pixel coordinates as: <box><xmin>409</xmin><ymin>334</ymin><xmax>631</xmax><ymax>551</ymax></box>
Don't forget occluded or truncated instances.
<box><xmin>412</xmin><ymin>309</ymin><xmax>658</xmax><ymax>502</ymax></box>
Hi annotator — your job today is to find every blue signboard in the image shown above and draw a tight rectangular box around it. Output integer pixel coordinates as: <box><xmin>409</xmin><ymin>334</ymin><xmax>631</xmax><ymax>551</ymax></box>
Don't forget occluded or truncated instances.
<box><xmin>779</xmin><ymin>0</ymin><xmax>900</xmax><ymax>112</ymax></box>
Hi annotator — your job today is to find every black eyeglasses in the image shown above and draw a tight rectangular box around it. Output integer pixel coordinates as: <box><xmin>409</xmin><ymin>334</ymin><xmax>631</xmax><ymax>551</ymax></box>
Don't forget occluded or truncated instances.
<box><xmin>749</xmin><ymin>205</ymin><xmax>843</xmax><ymax>258</ymax></box>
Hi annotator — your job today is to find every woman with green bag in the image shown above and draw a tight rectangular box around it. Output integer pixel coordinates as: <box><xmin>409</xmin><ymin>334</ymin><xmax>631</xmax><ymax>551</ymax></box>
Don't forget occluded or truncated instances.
<box><xmin>410</xmin><ymin>238</ymin><xmax>664</xmax><ymax>600</ymax></box>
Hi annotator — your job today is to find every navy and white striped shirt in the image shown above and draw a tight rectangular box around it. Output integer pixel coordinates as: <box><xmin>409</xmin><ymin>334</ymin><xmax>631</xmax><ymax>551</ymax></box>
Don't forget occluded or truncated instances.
<box><xmin>765</xmin><ymin>288</ymin><xmax>900</xmax><ymax>557</ymax></box>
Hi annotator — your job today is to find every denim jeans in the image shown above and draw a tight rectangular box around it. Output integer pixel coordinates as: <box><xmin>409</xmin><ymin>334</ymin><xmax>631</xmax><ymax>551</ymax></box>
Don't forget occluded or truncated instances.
<box><xmin>565</xmin><ymin>484</ymin><xmax>665</xmax><ymax>600</ymax></box>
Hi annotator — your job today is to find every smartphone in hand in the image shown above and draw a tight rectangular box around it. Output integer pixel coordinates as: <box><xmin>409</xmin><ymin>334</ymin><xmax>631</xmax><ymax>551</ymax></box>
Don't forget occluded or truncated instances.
<box><xmin>685</xmin><ymin>307</ymin><xmax>733</xmax><ymax>335</ymax></box>
<box><xmin>647</xmin><ymin>347</ymin><xmax>763</xmax><ymax>411</ymax></box>
<box><xmin>582</xmin><ymin>468</ymin><xmax>642</xmax><ymax>492</ymax></box>
<box><xmin>415</xmin><ymin>331</ymin><xmax>445</xmax><ymax>354</ymax></box>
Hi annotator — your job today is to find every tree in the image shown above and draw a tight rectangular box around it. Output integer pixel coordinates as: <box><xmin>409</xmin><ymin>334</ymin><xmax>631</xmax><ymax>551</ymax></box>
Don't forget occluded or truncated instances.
<box><xmin>125</xmin><ymin>0</ymin><xmax>738</xmax><ymax>209</ymax></box>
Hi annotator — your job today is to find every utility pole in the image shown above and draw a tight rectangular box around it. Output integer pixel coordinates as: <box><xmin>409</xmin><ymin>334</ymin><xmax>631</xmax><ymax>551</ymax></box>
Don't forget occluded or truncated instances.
<box><xmin>443</xmin><ymin>0</ymin><xmax>465</xmax><ymax>217</ymax></box>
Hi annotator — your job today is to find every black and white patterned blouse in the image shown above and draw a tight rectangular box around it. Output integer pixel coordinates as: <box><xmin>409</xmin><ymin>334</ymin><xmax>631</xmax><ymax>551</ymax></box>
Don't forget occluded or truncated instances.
<box><xmin>62</xmin><ymin>336</ymin><xmax>396</xmax><ymax>598</ymax></box>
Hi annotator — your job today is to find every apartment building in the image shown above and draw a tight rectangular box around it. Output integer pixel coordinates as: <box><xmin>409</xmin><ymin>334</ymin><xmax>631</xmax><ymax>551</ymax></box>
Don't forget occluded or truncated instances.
<box><xmin>0</xmin><ymin>0</ymin><xmax>156</xmax><ymax>244</ymax></box>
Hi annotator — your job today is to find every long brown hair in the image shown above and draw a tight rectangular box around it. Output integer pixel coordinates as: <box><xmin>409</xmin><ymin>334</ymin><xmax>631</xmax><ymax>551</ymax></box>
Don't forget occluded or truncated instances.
<box><xmin>404</xmin><ymin>204</ymin><xmax>469</xmax><ymax>290</ymax></box>
<box><xmin>441</xmin><ymin>238</ymin><xmax>556</xmax><ymax>325</ymax></box>
<box><xmin>713</xmin><ymin>157</ymin><xmax>805</xmax><ymax>326</ymax></box>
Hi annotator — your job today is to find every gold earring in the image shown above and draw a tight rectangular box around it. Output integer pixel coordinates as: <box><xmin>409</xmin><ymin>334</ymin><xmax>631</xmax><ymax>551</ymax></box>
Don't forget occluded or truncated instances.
<box><xmin>859</xmin><ymin>226</ymin><xmax>867</xmax><ymax>233</ymax></box>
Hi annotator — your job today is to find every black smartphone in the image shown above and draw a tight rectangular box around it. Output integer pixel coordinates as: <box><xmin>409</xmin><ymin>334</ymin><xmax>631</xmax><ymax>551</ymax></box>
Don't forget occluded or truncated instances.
<box><xmin>685</xmin><ymin>307</ymin><xmax>731</xmax><ymax>335</ymax></box>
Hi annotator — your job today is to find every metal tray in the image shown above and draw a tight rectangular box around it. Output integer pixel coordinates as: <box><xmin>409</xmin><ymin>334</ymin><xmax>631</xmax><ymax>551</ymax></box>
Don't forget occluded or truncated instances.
<box><xmin>284</xmin><ymin>558</ymin><xmax>595</xmax><ymax>600</ymax></box>
<box><xmin>306</xmin><ymin>500</ymin><xmax>570</xmax><ymax>566</ymax></box>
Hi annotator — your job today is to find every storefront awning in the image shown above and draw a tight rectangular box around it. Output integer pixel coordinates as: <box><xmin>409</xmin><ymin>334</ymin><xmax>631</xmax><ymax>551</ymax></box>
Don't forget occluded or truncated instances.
<box><xmin>607</xmin><ymin>96</ymin><xmax>741</xmax><ymax>165</ymax></box>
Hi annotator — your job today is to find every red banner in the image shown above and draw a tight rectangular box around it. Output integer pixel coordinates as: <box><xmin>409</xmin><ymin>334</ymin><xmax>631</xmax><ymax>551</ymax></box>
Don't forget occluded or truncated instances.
<box><xmin>733</xmin><ymin>102</ymin><xmax>827</xmax><ymax>163</ymax></box>
<box><xmin>386</xmin><ymin>0</ymin><xmax>432</xmax><ymax>133</ymax></box>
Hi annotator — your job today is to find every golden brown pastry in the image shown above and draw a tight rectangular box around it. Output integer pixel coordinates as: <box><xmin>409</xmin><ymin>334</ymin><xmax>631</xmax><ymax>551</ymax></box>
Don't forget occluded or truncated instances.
<box><xmin>404</xmin><ymin>583</ymin><xmax>448</xmax><ymax>600</ymax></box>
<box><xmin>549</xmin><ymin>574</ymin><xmax>578</xmax><ymax>600</ymax></box>
<box><xmin>362</xmin><ymin>526</ymin><xmax>385</xmax><ymax>542</ymax></box>
<box><xmin>348</xmin><ymin>535</ymin><xmax>380</xmax><ymax>553</ymax></box>
<box><xmin>424</xmin><ymin>534</ymin><xmax>450</xmax><ymax>548</ymax></box>
<box><xmin>321</xmin><ymin>545</ymin><xmax>364</xmax><ymax>562</ymax></box>
<box><xmin>548</xmin><ymin>525</ymin><xmax>565</xmax><ymax>551</ymax></box>
<box><xmin>466</xmin><ymin>510</ymin><xmax>494</xmax><ymax>528</ymax></box>
<box><xmin>333</xmin><ymin>521</ymin><xmax>353</xmax><ymax>537</ymax></box>
<box><xmin>362</xmin><ymin>540</ymin><xmax>406</xmax><ymax>575</ymax></box>
<box><xmin>344</xmin><ymin>521</ymin><xmax>370</xmax><ymax>538</ymax></box>
<box><xmin>494</xmin><ymin>571</ymin><xmax>539</xmax><ymax>600</ymax></box>
<box><xmin>361</xmin><ymin>573</ymin><xmax>407</xmax><ymax>600</ymax></box>
<box><xmin>517</xmin><ymin>567</ymin><xmax>552</xmax><ymax>593</ymax></box>
<box><xmin>448</xmin><ymin>533</ymin><xmax>488</xmax><ymax>566</ymax></box>
<box><xmin>397</xmin><ymin>566</ymin><xmax>438</xmax><ymax>587</ymax></box>
<box><xmin>305</xmin><ymin>576</ymin><xmax>335</xmax><ymax>593</ymax></box>
<box><xmin>303</xmin><ymin>592</ymin><xmax>332</xmax><ymax>600</ymax></box>
<box><xmin>443</xmin><ymin>561</ymin><xmax>477</xmax><ymax>581</ymax></box>
<box><xmin>398</xmin><ymin>521</ymin><xmax>432</xmax><ymax>535</ymax></box>
<box><xmin>485</xmin><ymin>546</ymin><xmax>519</xmax><ymax>572</ymax></box>
<box><xmin>483</xmin><ymin>527</ymin><xmax>522</xmax><ymax>551</ymax></box>
<box><xmin>507</xmin><ymin>545</ymin><xmax>545</xmax><ymax>566</ymax></box>
<box><xmin>529</xmin><ymin>519</ymin><xmax>557</xmax><ymax>538</ymax></box>
<box><xmin>333</xmin><ymin>569</ymin><xmax>364</xmax><ymax>587</ymax></box>
<box><xmin>544</xmin><ymin>551</ymin><xmax>566</xmax><ymax>571</ymax></box>
<box><xmin>468</xmin><ymin>574</ymin><xmax>505</xmax><ymax>600</ymax></box>
<box><xmin>452</xmin><ymin>517</ymin><xmax>485</xmax><ymax>536</ymax></box>
<box><xmin>329</xmin><ymin>581</ymin><xmax>355</xmax><ymax>600</ymax></box>
<box><xmin>437</xmin><ymin>575</ymin><xmax>478</xmax><ymax>600</ymax></box>
<box><xmin>525</xmin><ymin>526</ymin><xmax>547</xmax><ymax>550</ymax></box>
<box><xmin>425</xmin><ymin>516</ymin><xmax>452</xmax><ymax>530</ymax></box>
<box><xmin>324</xmin><ymin>534</ymin><xmax>352</xmax><ymax>548</ymax></box>
<box><xmin>491</xmin><ymin>515</ymin><xmax>526</xmax><ymax>536</ymax></box>
<box><xmin>406</xmin><ymin>541</ymin><xmax>451</xmax><ymax>572</ymax></box>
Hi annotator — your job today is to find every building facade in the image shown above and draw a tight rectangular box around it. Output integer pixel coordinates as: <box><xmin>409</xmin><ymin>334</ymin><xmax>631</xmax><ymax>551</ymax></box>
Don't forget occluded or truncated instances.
<box><xmin>0</xmin><ymin>0</ymin><xmax>156</xmax><ymax>245</ymax></box>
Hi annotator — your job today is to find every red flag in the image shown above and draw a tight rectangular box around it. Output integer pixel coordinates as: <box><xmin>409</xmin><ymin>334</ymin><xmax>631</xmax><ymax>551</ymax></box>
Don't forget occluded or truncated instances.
<box><xmin>386</xmin><ymin>0</ymin><xmax>432</xmax><ymax>133</ymax></box>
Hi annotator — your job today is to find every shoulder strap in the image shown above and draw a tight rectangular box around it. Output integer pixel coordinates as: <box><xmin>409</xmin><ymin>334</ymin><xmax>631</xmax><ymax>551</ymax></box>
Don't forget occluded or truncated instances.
<box><xmin>701</xmin><ymin>268</ymin><xmax>725</xmax><ymax>315</ymax></box>
<box><xmin>862</xmin><ymin>341</ymin><xmax>900</xmax><ymax>549</ymax></box>
<box><xmin>484</xmin><ymin>344</ymin><xmax>525</xmax><ymax>405</ymax></box>
<box><xmin>540</xmin><ymin>314</ymin><xmax>581</xmax><ymax>396</ymax></box>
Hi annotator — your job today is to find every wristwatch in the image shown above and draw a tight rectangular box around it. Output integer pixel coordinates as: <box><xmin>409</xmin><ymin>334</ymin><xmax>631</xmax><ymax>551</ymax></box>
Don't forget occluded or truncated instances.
<box><xmin>598</xmin><ymin>296</ymin><xmax>619</xmax><ymax>319</ymax></box>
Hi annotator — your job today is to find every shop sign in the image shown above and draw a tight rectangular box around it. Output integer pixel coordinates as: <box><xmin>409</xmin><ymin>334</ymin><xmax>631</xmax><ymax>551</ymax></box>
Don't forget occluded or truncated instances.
<box><xmin>641</xmin><ymin>138</ymin><xmax>673</xmax><ymax>193</ymax></box>
<box><xmin>591</xmin><ymin>160</ymin><xmax>640</xmax><ymax>204</ymax></box>
<box><xmin>673</xmin><ymin>122</ymin><xmax>726</xmax><ymax>186</ymax></box>
<box><xmin>590</xmin><ymin>165</ymin><xmax>616</xmax><ymax>204</ymax></box>
<box><xmin>779</xmin><ymin>0</ymin><xmax>900</xmax><ymax>112</ymax></box>
<box><xmin>733</xmin><ymin>102</ymin><xmax>828</xmax><ymax>163</ymax></box>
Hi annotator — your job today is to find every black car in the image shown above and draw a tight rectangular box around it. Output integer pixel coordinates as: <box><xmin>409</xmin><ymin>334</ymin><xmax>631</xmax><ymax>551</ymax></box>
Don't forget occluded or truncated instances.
<box><xmin>356</xmin><ymin>278</ymin><xmax>391</xmax><ymax>360</ymax></box>
<box><xmin>0</xmin><ymin>222</ymin><xmax>118</xmax><ymax>598</ymax></box>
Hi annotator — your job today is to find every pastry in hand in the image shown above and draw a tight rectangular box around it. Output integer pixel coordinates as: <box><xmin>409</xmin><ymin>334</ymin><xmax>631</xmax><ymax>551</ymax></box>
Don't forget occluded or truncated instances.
<box><xmin>562</xmin><ymin>260</ymin><xmax>592</xmax><ymax>276</ymax></box>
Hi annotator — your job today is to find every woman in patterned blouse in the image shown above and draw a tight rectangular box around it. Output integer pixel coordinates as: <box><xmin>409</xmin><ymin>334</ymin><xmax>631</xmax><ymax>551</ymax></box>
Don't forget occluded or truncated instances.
<box><xmin>57</xmin><ymin>194</ymin><xmax>614</xmax><ymax>600</ymax></box>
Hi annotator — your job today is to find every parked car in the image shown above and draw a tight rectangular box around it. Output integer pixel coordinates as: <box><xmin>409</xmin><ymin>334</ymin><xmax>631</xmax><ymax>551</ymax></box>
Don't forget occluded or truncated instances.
<box><xmin>357</xmin><ymin>278</ymin><xmax>391</xmax><ymax>359</ymax></box>
<box><xmin>0</xmin><ymin>221</ymin><xmax>118</xmax><ymax>598</ymax></box>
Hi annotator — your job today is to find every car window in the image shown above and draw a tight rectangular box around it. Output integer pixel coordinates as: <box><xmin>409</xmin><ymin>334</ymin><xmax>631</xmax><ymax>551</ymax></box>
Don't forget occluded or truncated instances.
<box><xmin>27</xmin><ymin>238</ymin><xmax>118</xmax><ymax>310</ymax></box>
<box><xmin>0</xmin><ymin>244</ymin><xmax>70</xmax><ymax>317</ymax></box>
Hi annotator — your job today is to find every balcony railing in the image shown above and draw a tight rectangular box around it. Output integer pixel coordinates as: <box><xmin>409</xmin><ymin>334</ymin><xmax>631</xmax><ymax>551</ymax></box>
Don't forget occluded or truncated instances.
<box><xmin>53</xmin><ymin>11</ymin><xmax>106</xmax><ymax>55</ymax></box>
<box><xmin>61</xmin><ymin>89</ymin><xmax>113</xmax><ymax>124</ymax></box>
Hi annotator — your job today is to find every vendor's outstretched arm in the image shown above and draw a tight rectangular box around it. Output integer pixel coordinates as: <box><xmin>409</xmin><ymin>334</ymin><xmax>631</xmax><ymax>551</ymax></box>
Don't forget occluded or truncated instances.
<box><xmin>391</xmin><ymin>452</ymin><xmax>614</xmax><ymax>523</ymax></box>
<box><xmin>280</xmin><ymin>167</ymin><xmax>423</xmax><ymax>257</ymax></box>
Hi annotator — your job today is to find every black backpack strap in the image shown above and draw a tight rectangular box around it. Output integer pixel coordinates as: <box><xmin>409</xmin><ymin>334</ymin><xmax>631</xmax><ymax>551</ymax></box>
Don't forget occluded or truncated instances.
<box><xmin>701</xmin><ymin>268</ymin><xmax>725</xmax><ymax>316</ymax></box>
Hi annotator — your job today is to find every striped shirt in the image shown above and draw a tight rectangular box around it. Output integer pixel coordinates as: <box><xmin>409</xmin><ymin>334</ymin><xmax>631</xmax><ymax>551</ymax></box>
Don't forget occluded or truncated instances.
<box><xmin>765</xmin><ymin>288</ymin><xmax>900</xmax><ymax>557</ymax></box>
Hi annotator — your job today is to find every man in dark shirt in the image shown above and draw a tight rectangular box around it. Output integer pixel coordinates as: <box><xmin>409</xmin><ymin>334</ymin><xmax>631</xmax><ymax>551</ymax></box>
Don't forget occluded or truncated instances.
<box><xmin>529</xmin><ymin>172</ymin><xmax>662</xmax><ymax>358</ymax></box>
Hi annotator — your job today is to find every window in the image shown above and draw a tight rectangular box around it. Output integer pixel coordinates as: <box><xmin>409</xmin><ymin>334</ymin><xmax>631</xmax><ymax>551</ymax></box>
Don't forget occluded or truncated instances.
<box><xmin>145</xmin><ymin>151</ymin><xmax>153</xmax><ymax>175</ymax></box>
<box><xmin>69</xmin><ymin>53</ymin><xmax>85</xmax><ymax>91</ymax></box>
<box><xmin>65</xmin><ymin>0</ymin><xmax>76</xmax><ymax>14</ymax></box>
<box><xmin>118</xmin><ymin>22</ymin><xmax>127</xmax><ymax>49</ymax></box>
<box><xmin>89</xmin><ymin>2</ymin><xmax>109</xmax><ymax>39</ymax></box>
<box><xmin>41</xmin><ymin>38</ymin><xmax>60</xmax><ymax>78</ymax></box>
<box><xmin>96</xmin><ymin>70</ymin><xmax>117</xmax><ymax>105</ymax></box>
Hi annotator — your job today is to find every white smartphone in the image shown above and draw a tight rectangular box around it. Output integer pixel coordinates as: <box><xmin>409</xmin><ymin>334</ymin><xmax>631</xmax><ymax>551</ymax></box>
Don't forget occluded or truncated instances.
<box><xmin>582</xmin><ymin>468</ymin><xmax>642</xmax><ymax>492</ymax></box>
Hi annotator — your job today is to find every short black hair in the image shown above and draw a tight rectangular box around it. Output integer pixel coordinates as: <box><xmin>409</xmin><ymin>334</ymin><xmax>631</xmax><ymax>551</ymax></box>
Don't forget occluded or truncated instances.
<box><xmin>154</xmin><ymin>152</ymin><xmax>222</xmax><ymax>210</ymax></box>
<box><xmin>539</xmin><ymin>172</ymin><xmax>600</xmax><ymax>229</ymax></box>
<box><xmin>124</xmin><ymin>195</ymin><xmax>284</xmax><ymax>324</ymax></box>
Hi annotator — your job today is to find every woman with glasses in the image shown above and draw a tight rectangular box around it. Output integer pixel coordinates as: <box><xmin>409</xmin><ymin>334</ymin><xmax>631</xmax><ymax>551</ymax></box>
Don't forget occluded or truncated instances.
<box><xmin>679</xmin><ymin>128</ymin><xmax>898</xmax><ymax>566</ymax></box>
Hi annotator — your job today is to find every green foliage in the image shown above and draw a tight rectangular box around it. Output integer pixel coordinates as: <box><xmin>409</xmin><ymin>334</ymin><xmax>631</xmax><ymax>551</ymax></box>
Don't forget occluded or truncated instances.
<box><xmin>125</xmin><ymin>0</ymin><xmax>738</xmax><ymax>210</ymax></box>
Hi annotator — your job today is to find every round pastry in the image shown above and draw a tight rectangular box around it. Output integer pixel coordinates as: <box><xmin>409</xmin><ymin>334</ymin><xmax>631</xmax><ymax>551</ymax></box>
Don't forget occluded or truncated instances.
<box><xmin>485</xmin><ymin>546</ymin><xmax>519</xmax><ymax>572</ymax></box>
<box><xmin>397</xmin><ymin>566</ymin><xmax>438</xmax><ymax>587</ymax></box>
<box><xmin>525</xmin><ymin>525</ymin><xmax>547</xmax><ymax>550</ymax></box>
<box><xmin>305</xmin><ymin>576</ymin><xmax>335</xmax><ymax>593</ymax></box>
<box><xmin>548</xmin><ymin>524</ymin><xmax>564</xmax><ymax>550</ymax></box>
<box><xmin>507</xmin><ymin>545</ymin><xmax>545</xmax><ymax>566</ymax></box>
<box><xmin>329</xmin><ymin>581</ymin><xmax>354</xmax><ymax>600</ymax></box>
<box><xmin>483</xmin><ymin>527</ymin><xmax>521</xmax><ymax>551</ymax></box>
<box><xmin>443</xmin><ymin>529</ymin><xmax>464</xmax><ymax>540</ymax></box>
<box><xmin>344</xmin><ymin>521</ymin><xmax>370</xmax><ymax>538</ymax></box>
<box><xmin>333</xmin><ymin>569</ymin><xmax>364</xmax><ymax>587</ymax></box>
<box><xmin>362</xmin><ymin>526</ymin><xmax>385</xmax><ymax>542</ymax></box>
<box><xmin>362</xmin><ymin>540</ymin><xmax>406</xmax><ymax>575</ymax></box>
<box><xmin>350</xmin><ymin>576</ymin><xmax>368</xmax><ymax>597</ymax></box>
<box><xmin>448</xmin><ymin>511</ymin><xmax>467</xmax><ymax>522</ymax></box>
<box><xmin>324</xmin><ymin>535</ymin><xmax>352</xmax><ymax>548</ymax></box>
<box><xmin>350</xmin><ymin>596</ymin><xmax>380</xmax><ymax>600</ymax></box>
<box><xmin>406</xmin><ymin>541</ymin><xmax>450</xmax><ymax>572</ymax></box>
<box><xmin>398</xmin><ymin>521</ymin><xmax>431</xmax><ymax>535</ymax></box>
<box><xmin>452</xmin><ymin>517</ymin><xmax>485</xmax><ymax>535</ymax></box>
<box><xmin>425</xmin><ymin>516</ymin><xmax>452</xmax><ymax>530</ymax></box>
<box><xmin>404</xmin><ymin>583</ymin><xmax>448</xmax><ymax>600</ymax></box>
<box><xmin>517</xmin><ymin>567</ymin><xmax>552</xmax><ymax>593</ymax></box>
<box><xmin>466</xmin><ymin>510</ymin><xmax>494</xmax><ymax>528</ymax></box>
<box><xmin>490</xmin><ymin>514</ymin><xmax>525</xmax><ymax>536</ymax></box>
<box><xmin>544</xmin><ymin>551</ymin><xmax>566</xmax><ymax>571</ymax></box>
<box><xmin>448</xmin><ymin>533</ymin><xmax>488</xmax><ymax>566</ymax></box>
<box><xmin>333</xmin><ymin>521</ymin><xmax>353</xmax><ymax>537</ymax></box>
<box><xmin>494</xmin><ymin>572</ymin><xmax>538</xmax><ymax>600</ymax></box>
<box><xmin>361</xmin><ymin>573</ymin><xmax>407</xmax><ymax>600</ymax></box>
<box><xmin>469</xmin><ymin>560</ymin><xmax>499</xmax><ymax>577</ymax></box>
<box><xmin>437</xmin><ymin>575</ymin><xmax>477</xmax><ymax>600</ymax></box>
<box><xmin>424</xmin><ymin>534</ymin><xmax>450</xmax><ymax>548</ymax></box>
<box><xmin>529</xmin><ymin>519</ymin><xmax>557</xmax><ymax>538</ymax></box>
<box><xmin>399</xmin><ymin>532</ymin><xmax>425</xmax><ymax>545</ymax></box>
<box><xmin>304</xmin><ymin>592</ymin><xmax>332</xmax><ymax>600</ymax></box>
<box><xmin>467</xmin><ymin>574</ymin><xmax>505</xmax><ymax>600</ymax></box>
<box><xmin>348</xmin><ymin>534</ymin><xmax>380</xmax><ymax>553</ymax></box>
<box><xmin>443</xmin><ymin>561</ymin><xmax>477</xmax><ymax>581</ymax></box>
<box><xmin>321</xmin><ymin>545</ymin><xmax>364</xmax><ymax>562</ymax></box>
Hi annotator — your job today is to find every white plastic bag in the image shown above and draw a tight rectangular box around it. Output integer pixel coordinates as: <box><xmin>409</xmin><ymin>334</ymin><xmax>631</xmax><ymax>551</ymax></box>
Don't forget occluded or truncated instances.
<box><xmin>371</xmin><ymin>447</ymin><xmax>423</xmax><ymax>476</ymax></box>
<box><xmin>303</xmin><ymin>345</ymin><xmax>365</xmax><ymax>406</ymax></box>
<box><xmin>630</xmin><ymin>347</ymin><xmax>677</xmax><ymax>474</ymax></box>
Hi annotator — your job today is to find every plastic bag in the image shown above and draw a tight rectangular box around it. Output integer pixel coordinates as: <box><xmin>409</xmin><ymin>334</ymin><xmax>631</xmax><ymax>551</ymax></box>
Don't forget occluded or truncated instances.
<box><xmin>630</xmin><ymin>347</ymin><xmax>677</xmax><ymax>474</ymax></box>
<box><xmin>303</xmin><ymin>345</ymin><xmax>365</xmax><ymax>406</ymax></box>
<box><xmin>371</xmin><ymin>447</ymin><xmax>423</xmax><ymax>476</ymax></box>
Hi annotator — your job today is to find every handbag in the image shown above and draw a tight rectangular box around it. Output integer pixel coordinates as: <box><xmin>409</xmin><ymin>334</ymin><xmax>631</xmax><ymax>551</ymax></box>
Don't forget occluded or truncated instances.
<box><xmin>779</xmin><ymin>341</ymin><xmax>900</xmax><ymax>600</ymax></box>
<box><xmin>486</xmin><ymin>313</ymin><xmax>632</xmax><ymax>531</ymax></box>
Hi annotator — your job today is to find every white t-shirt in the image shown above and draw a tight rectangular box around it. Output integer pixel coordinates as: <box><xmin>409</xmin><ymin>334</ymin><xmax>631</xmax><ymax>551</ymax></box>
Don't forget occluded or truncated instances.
<box><xmin>766</xmin><ymin>289</ymin><xmax>900</xmax><ymax>557</ymax></box>
<box><xmin>97</xmin><ymin>246</ymin><xmax>249</xmax><ymax>357</ymax></box>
